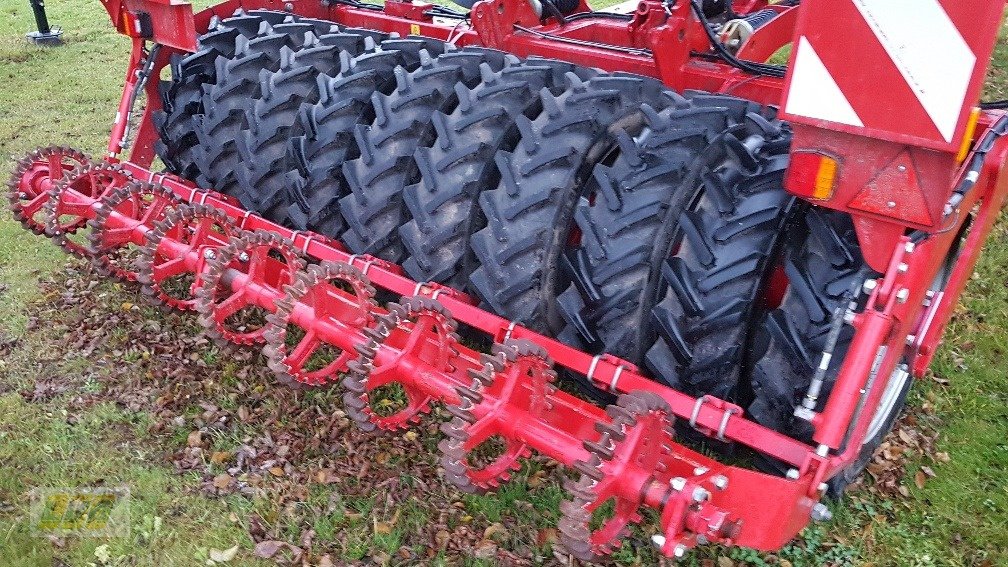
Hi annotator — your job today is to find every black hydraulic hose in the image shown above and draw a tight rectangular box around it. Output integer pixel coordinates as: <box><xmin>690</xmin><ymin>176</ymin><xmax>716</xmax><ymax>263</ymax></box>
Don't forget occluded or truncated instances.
<box><xmin>689</xmin><ymin>0</ymin><xmax>787</xmax><ymax>78</ymax></box>
<box><xmin>326</xmin><ymin>0</ymin><xmax>383</xmax><ymax>11</ymax></box>
<box><xmin>563</xmin><ymin>11</ymin><xmax>633</xmax><ymax>22</ymax></box>
<box><xmin>425</xmin><ymin>6</ymin><xmax>470</xmax><ymax>19</ymax></box>
<box><xmin>908</xmin><ymin>114</ymin><xmax>1008</xmax><ymax>244</ymax></box>
<box><xmin>980</xmin><ymin>100</ymin><xmax>1008</xmax><ymax>110</ymax></box>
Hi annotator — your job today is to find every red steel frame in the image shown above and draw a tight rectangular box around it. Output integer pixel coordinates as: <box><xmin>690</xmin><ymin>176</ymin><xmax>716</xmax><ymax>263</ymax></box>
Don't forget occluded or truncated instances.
<box><xmin>24</xmin><ymin>0</ymin><xmax>1005</xmax><ymax>557</ymax></box>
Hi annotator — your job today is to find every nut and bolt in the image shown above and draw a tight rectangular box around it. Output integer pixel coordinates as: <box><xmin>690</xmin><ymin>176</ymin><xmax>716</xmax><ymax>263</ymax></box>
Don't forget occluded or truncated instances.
<box><xmin>692</xmin><ymin>487</ymin><xmax>711</xmax><ymax>503</ymax></box>
<box><xmin>238</xmin><ymin>251</ymin><xmax>250</xmax><ymax>263</ymax></box>
<box><xmin>203</xmin><ymin>249</ymin><xmax>216</xmax><ymax>260</ymax></box>
<box><xmin>811</xmin><ymin>503</ymin><xmax>833</xmax><ymax>522</ymax></box>
<box><xmin>896</xmin><ymin>288</ymin><xmax>910</xmax><ymax>304</ymax></box>
<box><xmin>863</xmin><ymin>279</ymin><xmax>878</xmax><ymax>294</ymax></box>
<box><xmin>712</xmin><ymin>475</ymin><xmax>729</xmax><ymax>490</ymax></box>
<box><xmin>898</xmin><ymin>262</ymin><xmax>909</xmax><ymax>274</ymax></box>
<box><xmin>650</xmin><ymin>536</ymin><xmax>688</xmax><ymax>558</ymax></box>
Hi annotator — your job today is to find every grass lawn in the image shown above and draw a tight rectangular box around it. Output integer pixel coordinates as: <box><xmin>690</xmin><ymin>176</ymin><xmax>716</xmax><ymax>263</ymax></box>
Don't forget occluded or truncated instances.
<box><xmin>1</xmin><ymin>2</ymin><xmax>1007</xmax><ymax>566</ymax></box>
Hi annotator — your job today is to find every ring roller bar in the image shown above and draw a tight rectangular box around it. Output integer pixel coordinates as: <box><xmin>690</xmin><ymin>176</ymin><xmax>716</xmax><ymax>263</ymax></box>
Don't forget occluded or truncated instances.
<box><xmin>38</xmin><ymin>157</ymin><xmax>824</xmax><ymax>552</ymax></box>
<box><xmin>131</xmin><ymin>164</ymin><xmax>817</xmax><ymax>468</ymax></box>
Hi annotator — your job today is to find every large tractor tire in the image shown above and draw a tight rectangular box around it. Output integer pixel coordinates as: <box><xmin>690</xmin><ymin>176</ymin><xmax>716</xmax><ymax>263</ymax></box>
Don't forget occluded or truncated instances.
<box><xmin>286</xmin><ymin>38</ymin><xmax>449</xmax><ymax>236</ymax></box>
<box><xmin>338</xmin><ymin>47</ymin><xmax>509</xmax><ymax>263</ymax></box>
<box><xmin>194</xmin><ymin>22</ymin><xmax>382</xmax><ymax>205</ymax></box>
<box><xmin>154</xmin><ymin>11</ymin><xmax>334</xmax><ymax>183</ymax></box>
<box><xmin>747</xmin><ymin>208</ymin><xmax>913</xmax><ymax>496</ymax></box>
<box><xmin>643</xmin><ymin>99</ymin><xmax>796</xmax><ymax>401</ymax></box>
<box><xmin>232</xmin><ymin>32</ymin><xmax>396</xmax><ymax>223</ymax></box>
<box><xmin>398</xmin><ymin>57</ymin><xmax>597</xmax><ymax>292</ymax></box>
<box><xmin>468</xmin><ymin>74</ymin><xmax>674</xmax><ymax>334</ymax></box>
<box><xmin>749</xmin><ymin>209</ymin><xmax>867</xmax><ymax>444</ymax></box>
<box><xmin>554</xmin><ymin>99</ymin><xmax>774</xmax><ymax>364</ymax></box>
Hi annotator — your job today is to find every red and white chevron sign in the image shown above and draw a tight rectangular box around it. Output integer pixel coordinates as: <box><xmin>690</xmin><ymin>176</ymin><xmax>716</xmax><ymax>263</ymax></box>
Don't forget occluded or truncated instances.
<box><xmin>780</xmin><ymin>0</ymin><xmax>1003</xmax><ymax>151</ymax></box>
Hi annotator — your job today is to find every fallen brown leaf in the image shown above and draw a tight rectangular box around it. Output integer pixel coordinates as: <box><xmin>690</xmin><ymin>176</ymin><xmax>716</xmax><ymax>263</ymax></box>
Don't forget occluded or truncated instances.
<box><xmin>253</xmin><ymin>540</ymin><xmax>284</xmax><ymax>559</ymax></box>
<box><xmin>213</xmin><ymin>474</ymin><xmax>232</xmax><ymax>490</ymax></box>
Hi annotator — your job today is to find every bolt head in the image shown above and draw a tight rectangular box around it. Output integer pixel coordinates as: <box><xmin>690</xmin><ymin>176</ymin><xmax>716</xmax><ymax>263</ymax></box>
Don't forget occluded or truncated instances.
<box><xmin>906</xmin><ymin>334</ymin><xmax>917</xmax><ymax>346</ymax></box>
<box><xmin>818</xmin><ymin>482</ymin><xmax>829</xmax><ymax>493</ymax></box>
<box><xmin>811</xmin><ymin>502</ymin><xmax>833</xmax><ymax>522</ymax></box>
<box><xmin>203</xmin><ymin>249</ymin><xmax>216</xmax><ymax>260</ymax></box>
<box><xmin>238</xmin><ymin>251</ymin><xmax>250</xmax><ymax>263</ymax></box>
<box><xmin>712</xmin><ymin>475</ymin><xmax>729</xmax><ymax>490</ymax></box>
<box><xmin>863</xmin><ymin>279</ymin><xmax>878</xmax><ymax>293</ymax></box>
<box><xmin>896</xmin><ymin>288</ymin><xmax>910</xmax><ymax>303</ymax></box>
<box><xmin>670</xmin><ymin>477</ymin><xmax>687</xmax><ymax>492</ymax></box>
<box><xmin>898</xmin><ymin>262</ymin><xmax>909</xmax><ymax>274</ymax></box>
<box><xmin>887</xmin><ymin>201</ymin><xmax>897</xmax><ymax>208</ymax></box>
<box><xmin>786</xmin><ymin>468</ymin><xmax>800</xmax><ymax>480</ymax></box>
<box><xmin>897</xmin><ymin>165</ymin><xmax>907</xmax><ymax>172</ymax></box>
<box><xmin>674</xmin><ymin>544</ymin><xmax>687</xmax><ymax>558</ymax></box>
<box><xmin>692</xmin><ymin>486</ymin><xmax>711</xmax><ymax>503</ymax></box>
<box><xmin>905</xmin><ymin>242</ymin><xmax>916</xmax><ymax>254</ymax></box>
<box><xmin>650</xmin><ymin>534</ymin><xmax>666</xmax><ymax>549</ymax></box>
<box><xmin>693</xmin><ymin>466</ymin><xmax>709</xmax><ymax>476</ymax></box>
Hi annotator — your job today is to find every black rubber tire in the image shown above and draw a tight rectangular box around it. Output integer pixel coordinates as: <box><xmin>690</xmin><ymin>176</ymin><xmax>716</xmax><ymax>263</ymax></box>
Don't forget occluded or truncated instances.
<box><xmin>554</xmin><ymin>99</ymin><xmax>761</xmax><ymax>365</ymax></box>
<box><xmin>337</xmin><ymin>47</ymin><xmax>510</xmax><ymax>263</ymax></box>
<box><xmin>642</xmin><ymin>99</ymin><xmax>796</xmax><ymax>403</ymax></box>
<box><xmin>232</xmin><ymin>31</ymin><xmax>391</xmax><ymax>223</ymax></box>
<box><xmin>748</xmin><ymin>209</ymin><xmax>867</xmax><ymax>443</ymax></box>
<box><xmin>194</xmin><ymin>21</ymin><xmax>375</xmax><ymax>202</ymax></box>
<box><xmin>152</xmin><ymin>10</ymin><xmax>296</xmax><ymax>181</ymax></box>
<box><xmin>286</xmin><ymin>39</ymin><xmax>450</xmax><ymax>236</ymax></box>
<box><xmin>749</xmin><ymin>208</ymin><xmax>881</xmax><ymax>494</ymax></box>
<box><xmin>398</xmin><ymin>57</ymin><xmax>597</xmax><ymax>292</ymax></box>
<box><xmin>468</xmin><ymin>74</ymin><xmax>675</xmax><ymax>334</ymax></box>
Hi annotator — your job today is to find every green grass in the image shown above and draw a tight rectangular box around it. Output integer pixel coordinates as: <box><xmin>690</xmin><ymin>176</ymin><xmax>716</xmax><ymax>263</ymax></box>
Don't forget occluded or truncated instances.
<box><xmin>0</xmin><ymin>2</ymin><xmax>1006</xmax><ymax>566</ymax></box>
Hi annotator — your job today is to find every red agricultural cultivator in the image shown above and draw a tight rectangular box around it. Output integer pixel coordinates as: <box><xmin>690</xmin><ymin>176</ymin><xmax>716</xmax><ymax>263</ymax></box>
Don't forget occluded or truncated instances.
<box><xmin>8</xmin><ymin>0</ymin><xmax>1007</xmax><ymax>560</ymax></box>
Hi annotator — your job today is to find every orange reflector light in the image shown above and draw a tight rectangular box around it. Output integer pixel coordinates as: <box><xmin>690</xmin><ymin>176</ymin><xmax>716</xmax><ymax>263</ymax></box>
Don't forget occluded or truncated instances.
<box><xmin>956</xmin><ymin>108</ymin><xmax>981</xmax><ymax>164</ymax></box>
<box><xmin>120</xmin><ymin>10</ymin><xmax>135</xmax><ymax>35</ymax></box>
<box><xmin>785</xmin><ymin>151</ymin><xmax>840</xmax><ymax>201</ymax></box>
